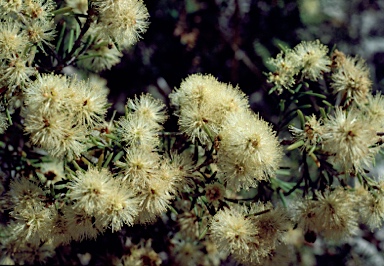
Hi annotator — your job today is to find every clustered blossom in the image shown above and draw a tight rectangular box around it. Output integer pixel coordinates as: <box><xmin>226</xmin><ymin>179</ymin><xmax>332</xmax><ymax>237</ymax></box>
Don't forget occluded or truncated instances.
<box><xmin>331</xmin><ymin>54</ymin><xmax>372</xmax><ymax>104</ymax></box>
<box><xmin>322</xmin><ymin>107</ymin><xmax>378</xmax><ymax>173</ymax></box>
<box><xmin>289</xmin><ymin>114</ymin><xmax>323</xmax><ymax>152</ymax></box>
<box><xmin>1</xmin><ymin>4</ymin><xmax>384</xmax><ymax>263</ymax></box>
<box><xmin>170</xmin><ymin>74</ymin><xmax>282</xmax><ymax>191</ymax></box>
<box><xmin>295</xmin><ymin>187</ymin><xmax>384</xmax><ymax>241</ymax></box>
<box><xmin>90</xmin><ymin>0</ymin><xmax>149</xmax><ymax>50</ymax></box>
<box><xmin>0</xmin><ymin>0</ymin><xmax>56</xmax><ymax>94</ymax></box>
<box><xmin>267</xmin><ymin>40</ymin><xmax>331</xmax><ymax>94</ymax></box>
<box><xmin>210</xmin><ymin>202</ymin><xmax>292</xmax><ymax>265</ymax></box>
<box><xmin>23</xmin><ymin>73</ymin><xmax>109</xmax><ymax>159</ymax></box>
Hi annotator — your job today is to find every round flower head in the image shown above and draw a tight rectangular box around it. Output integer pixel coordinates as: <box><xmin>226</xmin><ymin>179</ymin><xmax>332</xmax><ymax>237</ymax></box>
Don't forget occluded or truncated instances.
<box><xmin>7</xmin><ymin>178</ymin><xmax>45</xmax><ymax>209</ymax></box>
<box><xmin>251</xmin><ymin>204</ymin><xmax>292</xmax><ymax>251</ymax></box>
<box><xmin>361</xmin><ymin>93</ymin><xmax>384</xmax><ymax>131</ymax></box>
<box><xmin>293</xmin><ymin>40</ymin><xmax>331</xmax><ymax>81</ymax></box>
<box><xmin>99</xmin><ymin>182</ymin><xmax>140</xmax><ymax>232</ymax></box>
<box><xmin>127</xmin><ymin>93</ymin><xmax>167</xmax><ymax>126</ymax></box>
<box><xmin>331</xmin><ymin>56</ymin><xmax>372</xmax><ymax>104</ymax></box>
<box><xmin>170</xmin><ymin>73</ymin><xmax>249</xmax><ymax>146</ymax></box>
<box><xmin>25</xmin><ymin>14</ymin><xmax>56</xmax><ymax>51</ymax></box>
<box><xmin>135</xmin><ymin>177</ymin><xmax>174</xmax><ymax>224</ymax></box>
<box><xmin>67</xmin><ymin>167</ymin><xmax>114</xmax><ymax>215</ymax></box>
<box><xmin>313</xmin><ymin>188</ymin><xmax>358</xmax><ymax>241</ymax></box>
<box><xmin>23</xmin><ymin>0</ymin><xmax>56</xmax><ymax>20</ymax></box>
<box><xmin>218</xmin><ymin>110</ymin><xmax>282</xmax><ymax>190</ymax></box>
<box><xmin>24</xmin><ymin>111</ymin><xmax>87</xmax><ymax>160</ymax></box>
<box><xmin>205</xmin><ymin>182</ymin><xmax>225</xmax><ymax>203</ymax></box>
<box><xmin>95</xmin><ymin>0</ymin><xmax>149</xmax><ymax>49</ymax></box>
<box><xmin>63</xmin><ymin>206</ymin><xmax>104</xmax><ymax>241</ymax></box>
<box><xmin>117</xmin><ymin>113</ymin><xmax>161</xmax><ymax>149</ymax></box>
<box><xmin>210</xmin><ymin>205</ymin><xmax>258</xmax><ymax>259</ymax></box>
<box><xmin>209</xmin><ymin>203</ymin><xmax>282</xmax><ymax>264</ymax></box>
<box><xmin>10</xmin><ymin>202</ymin><xmax>55</xmax><ymax>246</ymax></box>
<box><xmin>0</xmin><ymin>0</ymin><xmax>23</xmax><ymax>16</ymax></box>
<box><xmin>23</xmin><ymin>73</ymin><xmax>71</xmax><ymax>115</ymax></box>
<box><xmin>322</xmin><ymin>108</ymin><xmax>377</xmax><ymax>173</ymax></box>
<box><xmin>70</xmin><ymin>77</ymin><xmax>109</xmax><ymax>128</ymax></box>
<box><xmin>0</xmin><ymin>55</ymin><xmax>36</xmax><ymax>87</ymax></box>
<box><xmin>122</xmin><ymin>239</ymin><xmax>162</xmax><ymax>266</ymax></box>
<box><xmin>217</xmin><ymin>153</ymin><xmax>264</xmax><ymax>191</ymax></box>
<box><xmin>357</xmin><ymin>184</ymin><xmax>384</xmax><ymax>230</ymax></box>
<box><xmin>0</xmin><ymin>20</ymin><xmax>28</xmax><ymax>58</ymax></box>
<box><xmin>116</xmin><ymin>147</ymin><xmax>161</xmax><ymax>189</ymax></box>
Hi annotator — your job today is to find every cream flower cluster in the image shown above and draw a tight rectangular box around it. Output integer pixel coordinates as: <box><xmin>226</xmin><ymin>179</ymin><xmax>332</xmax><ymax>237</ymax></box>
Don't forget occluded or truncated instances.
<box><xmin>170</xmin><ymin>74</ymin><xmax>282</xmax><ymax>191</ymax></box>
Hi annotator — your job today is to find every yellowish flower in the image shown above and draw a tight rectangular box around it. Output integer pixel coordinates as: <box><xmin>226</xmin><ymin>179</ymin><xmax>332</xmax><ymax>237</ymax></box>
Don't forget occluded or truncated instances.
<box><xmin>218</xmin><ymin>110</ymin><xmax>282</xmax><ymax>190</ymax></box>
<box><xmin>95</xmin><ymin>0</ymin><xmax>150</xmax><ymax>49</ymax></box>
<box><xmin>331</xmin><ymin>56</ymin><xmax>372</xmax><ymax>104</ymax></box>
<box><xmin>293</xmin><ymin>40</ymin><xmax>331</xmax><ymax>81</ymax></box>
<box><xmin>322</xmin><ymin>108</ymin><xmax>377</xmax><ymax>173</ymax></box>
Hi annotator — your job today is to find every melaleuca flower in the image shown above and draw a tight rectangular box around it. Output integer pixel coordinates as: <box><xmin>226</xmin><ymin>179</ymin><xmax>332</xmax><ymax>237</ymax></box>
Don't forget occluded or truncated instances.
<box><xmin>205</xmin><ymin>182</ymin><xmax>225</xmax><ymax>203</ymax></box>
<box><xmin>25</xmin><ymin>19</ymin><xmax>56</xmax><ymax>51</ymax></box>
<box><xmin>267</xmin><ymin>50</ymin><xmax>299</xmax><ymax>94</ymax></box>
<box><xmin>0</xmin><ymin>55</ymin><xmax>36</xmax><ymax>87</ymax></box>
<box><xmin>117</xmin><ymin>113</ymin><xmax>161</xmax><ymax>149</ymax></box>
<box><xmin>93</xmin><ymin>0</ymin><xmax>149</xmax><ymax>49</ymax></box>
<box><xmin>289</xmin><ymin>114</ymin><xmax>323</xmax><ymax>152</ymax></box>
<box><xmin>210</xmin><ymin>205</ymin><xmax>258</xmax><ymax>261</ymax></box>
<box><xmin>7</xmin><ymin>178</ymin><xmax>45</xmax><ymax>210</ymax></box>
<box><xmin>177</xmin><ymin>102</ymin><xmax>220</xmax><ymax>145</ymax></box>
<box><xmin>0</xmin><ymin>20</ymin><xmax>28</xmax><ymax>58</ymax></box>
<box><xmin>170</xmin><ymin>73</ymin><xmax>249</xmax><ymax>146</ymax></box>
<box><xmin>77</xmin><ymin>34</ymin><xmax>123</xmax><ymax>72</ymax></box>
<box><xmin>293</xmin><ymin>40</ymin><xmax>331</xmax><ymax>81</ymax></box>
<box><xmin>122</xmin><ymin>239</ymin><xmax>162</xmax><ymax>266</ymax></box>
<box><xmin>356</xmin><ymin>183</ymin><xmax>384</xmax><ymax>230</ymax></box>
<box><xmin>210</xmin><ymin>202</ymin><xmax>290</xmax><ymax>265</ymax></box>
<box><xmin>116</xmin><ymin>147</ymin><xmax>161</xmax><ymax>189</ymax></box>
<box><xmin>23</xmin><ymin>0</ymin><xmax>56</xmax><ymax>20</ymax></box>
<box><xmin>170</xmin><ymin>236</ymin><xmax>205</xmax><ymax>265</ymax></box>
<box><xmin>10</xmin><ymin>202</ymin><xmax>55</xmax><ymax>246</ymax></box>
<box><xmin>0</xmin><ymin>0</ymin><xmax>23</xmax><ymax>15</ymax></box>
<box><xmin>314</xmin><ymin>188</ymin><xmax>358</xmax><ymax>241</ymax></box>
<box><xmin>361</xmin><ymin>93</ymin><xmax>384</xmax><ymax>131</ymax></box>
<box><xmin>296</xmin><ymin>188</ymin><xmax>358</xmax><ymax>242</ymax></box>
<box><xmin>127</xmin><ymin>93</ymin><xmax>168</xmax><ymax>126</ymax></box>
<box><xmin>99</xmin><ymin>182</ymin><xmax>140</xmax><ymax>232</ymax></box>
<box><xmin>23</xmin><ymin>111</ymin><xmax>87</xmax><ymax>160</ymax></box>
<box><xmin>322</xmin><ymin>108</ymin><xmax>377</xmax><ymax>173</ymax></box>
<box><xmin>331</xmin><ymin>56</ymin><xmax>372</xmax><ymax>104</ymax></box>
<box><xmin>135</xmin><ymin>177</ymin><xmax>175</xmax><ymax>224</ymax></box>
<box><xmin>251</xmin><ymin>204</ymin><xmax>292</xmax><ymax>251</ymax></box>
<box><xmin>50</xmin><ymin>210</ymin><xmax>72</xmax><ymax>246</ymax></box>
<box><xmin>68</xmin><ymin>167</ymin><xmax>114</xmax><ymax>215</ymax></box>
<box><xmin>63</xmin><ymin>206</ymin><xmax>104</xmax><ymax>241</ymax></box>
<box><xmin>217</xmin><ymin>110</ymin><xmax>282</xmax><ymax>190</ymax></box>
<box><xmin>70</xmin><ymin>77</ymin><xmax>109</xmax><ymax>128</ymax></box>
<box><xmin>23</xmin><ymin>73</ymin><xmax>71</xmax><ymax>115</ymax></box>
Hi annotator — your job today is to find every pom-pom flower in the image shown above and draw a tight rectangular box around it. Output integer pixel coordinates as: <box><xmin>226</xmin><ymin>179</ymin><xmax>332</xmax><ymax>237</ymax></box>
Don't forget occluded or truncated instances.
<box><xmin>322</xmin><ymin>108</ymin><xmax>377</xmax><ymax>173</ymax></box>
<box><xmin>293</xmin><ymin>40</ymin><xmax>331</xmax><ymax>81</ymax></box>
<box><xmin>217</xmin><ymin>110</ymin><xmax>282</xmax><ymax>190</ymax></box>
<box><xmin>331</xmin><ymin>56</ymin><xmax>372</xmax><ymax>104</ymax></box>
